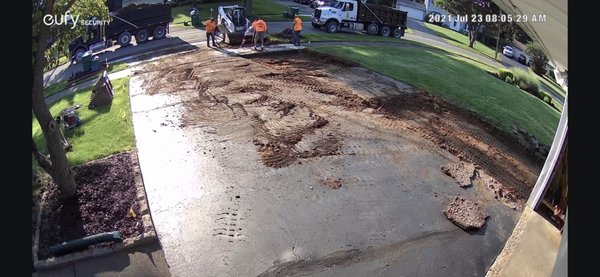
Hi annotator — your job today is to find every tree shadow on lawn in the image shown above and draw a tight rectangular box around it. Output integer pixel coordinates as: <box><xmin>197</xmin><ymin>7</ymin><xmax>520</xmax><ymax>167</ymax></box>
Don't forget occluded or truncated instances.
<box><xmin>424</xmin><ymin>26</ymin><xmax>465</xmax><ymax>45</ymax></box>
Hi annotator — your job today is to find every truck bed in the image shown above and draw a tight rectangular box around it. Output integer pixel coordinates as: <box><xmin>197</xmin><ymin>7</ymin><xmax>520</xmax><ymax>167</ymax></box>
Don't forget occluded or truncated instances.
<box><xmin>357</xmin><ymin>4</ymin><xmax>407</xmax><ymax>27</ymax></box>
<box><xmin>106</xmin><ymin>4</ymin><xmax>172</xmax><ymax>38</ymax></box>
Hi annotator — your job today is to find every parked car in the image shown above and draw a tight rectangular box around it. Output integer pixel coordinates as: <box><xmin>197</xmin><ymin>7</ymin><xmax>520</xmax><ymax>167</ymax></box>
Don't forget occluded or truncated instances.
<box><xmin>502</xmin><ymin>46</ymin><xmax>513</xmax><ymax>58</ymax></box>
<box><xmin>517</xmin><ymin>53</ymin><xmax>528</xmax><ymax>65</ymax></box>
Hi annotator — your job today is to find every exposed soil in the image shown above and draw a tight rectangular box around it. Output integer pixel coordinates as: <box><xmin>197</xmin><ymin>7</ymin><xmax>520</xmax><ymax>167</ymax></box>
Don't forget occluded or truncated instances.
<box><xmin>442</xmin><ymin>162</ymin><xmax>525</xmax><ymax>210</ymax></box>
<box><xmin>323</xmin><ymin>178</ymin><xmax>343</xmax><ymax>189</ymax></box>
<box><xmin>442</xmin><ymin>162</ymin><xmax>477</xmax><ymax>188</ymax></box>
<box><xmin>138</xmin><ymin>49</ymin><xmax>544</xmax><ymax>209</ymax></box>
<box><xmin>37</xmin><ymin>152</ymin><xmax>144</xmax><ymax>259</ymax></box>
<box><xmin>443</xmin><ymin>196</ymin><xmax>489</xmax><ymax>230</ymax></box>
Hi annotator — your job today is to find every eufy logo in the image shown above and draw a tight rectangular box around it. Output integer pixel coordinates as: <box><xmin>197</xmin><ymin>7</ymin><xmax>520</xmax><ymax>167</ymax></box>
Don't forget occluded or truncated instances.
<box><xmin>43</xmin><ymin>11</ymin><xmax>78</xmax><ymax>29</ymax></box>
<box><xmin>43</xmin><ymin>11</ymin><xmax>109</xmax><ymax>29</ymax></box>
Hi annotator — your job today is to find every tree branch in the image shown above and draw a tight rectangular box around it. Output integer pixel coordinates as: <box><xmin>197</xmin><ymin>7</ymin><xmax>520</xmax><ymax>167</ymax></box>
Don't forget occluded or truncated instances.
<box><xmin>32</xmin><ymin>139</ymin><xmax>53</xmax><ymax>174</ymax></box>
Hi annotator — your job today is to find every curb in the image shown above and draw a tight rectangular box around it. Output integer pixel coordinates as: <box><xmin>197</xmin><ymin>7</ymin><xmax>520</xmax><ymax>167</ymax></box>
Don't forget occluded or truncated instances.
<box><xmin>33</xmin><ymin>152</ymin><xmax>157</xmax><ymax>271</ymax></box>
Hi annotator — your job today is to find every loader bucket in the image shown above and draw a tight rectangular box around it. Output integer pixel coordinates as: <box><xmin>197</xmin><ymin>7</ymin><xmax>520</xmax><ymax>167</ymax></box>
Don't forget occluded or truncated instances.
<box><xmin>216</xmin><ymin>24</ymin><xmax>244</xmax><ymax>45</ymax></box>
<box><xmin>89</xmin><ymin>71</ymin><xmax>114</xmax><ymax>109</ymax></box>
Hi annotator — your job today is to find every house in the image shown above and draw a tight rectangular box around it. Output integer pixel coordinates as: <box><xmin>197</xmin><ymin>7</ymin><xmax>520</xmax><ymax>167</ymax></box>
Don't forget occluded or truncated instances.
<box><xmin>423</xmin><ymin>0</ymin><xmax>468</xmax><ymax>33</ymax></box>
<box><xmin>395</xmin><ymin>0</ymin><xmax>427</xmax><ymax>20</ymax></box>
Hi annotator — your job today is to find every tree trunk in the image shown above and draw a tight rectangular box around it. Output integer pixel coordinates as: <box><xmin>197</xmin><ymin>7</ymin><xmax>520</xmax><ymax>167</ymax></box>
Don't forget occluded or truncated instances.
<box><xmin>468</xmin><ymin>23</ymin><xmax>481</xmax><ymax>48</ymax></box>
<box><xmin>495</xmin><ymin>21</ymin><xmax>501</xmax><ymax>60</ymax></box>
<box><xmin>32</xmin><ymin>0</ymin><xmax>77</xmax><ymax>199</ymax></box>
<box><xmin>245</xmin><ymin>0</ymin><xmax>253</xmax><ymax>19</ymax></box>
<box><xmin>32</xmin><ymin>139</ymin><xmax>53</xmax><ymax>175</ymax></box>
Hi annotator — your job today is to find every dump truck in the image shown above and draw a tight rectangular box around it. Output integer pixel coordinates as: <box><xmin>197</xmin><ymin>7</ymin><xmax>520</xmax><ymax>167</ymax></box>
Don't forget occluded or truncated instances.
<box><xmin>311</xmin><ymin>0</ymin><xmax>408</xmax><ymax>38</ymax></box>
<box><xmin>215</xmin><ymin>5</ymin><xmax>251</xmax><ymax>44</ymax></box>
<box><xmin>68</xmin><ymin>1</ymin><xmax>172</xmax><ymax>62</ymax></box>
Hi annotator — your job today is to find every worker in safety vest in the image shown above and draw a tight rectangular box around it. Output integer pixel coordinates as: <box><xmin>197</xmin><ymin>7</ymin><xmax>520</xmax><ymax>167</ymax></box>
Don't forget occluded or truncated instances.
<box><xmin>204</xmin><ymin>18</ymin><xmax>217</xmax><ymax>47</ymax></box>
<box><xmin>292</xmin><ymin>15</ymin><xmax>302</xmax><ymax>46</ymax></box>
<box><xmin>253</xmin><ymin>17</ymin><xmax>267</xmax><ymax>50</ymax></box>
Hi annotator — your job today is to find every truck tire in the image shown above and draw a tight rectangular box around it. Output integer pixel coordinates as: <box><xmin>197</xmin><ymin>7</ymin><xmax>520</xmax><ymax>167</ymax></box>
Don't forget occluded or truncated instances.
<box><xmin>325</xmin><ymin>21</ymin><xmax>339</xmax><ymax>33</ymax></box>
<box><xmin>136</xmin><ymin>30</ymin><xmax>149</xmax><ymax>43</ymax></box>
<box><xmin>380</xmin><ymin>26</ymin><xmax>391</xmax><ymax>37</ymax></box>
<box><xmin>73</xmin><ymin>48</ymin><xmax>87</xmax><ymax>63</ymax></box>
<box><xmin>392</xmin><ymin>28</ymin><xmax>403</xmax><ymax>38</ymax></box>
<box><xmin>312</xmin><ymin>23</ymin><xmax>321</xmax><ymax>29</ymax></box>
<box><xmin>118</xmin><ymin>32</ymin><xmax>132</xmax><ymax>46</ymax></box>
<box><xmin>153</xmin><ymin>26</ymin><xmax>167</xmax><ymax>40</ymax></box>
<box><xmin>366</xmin><ymin>23</ymin><xmax>379</xmax><ymax>35</ymax></box>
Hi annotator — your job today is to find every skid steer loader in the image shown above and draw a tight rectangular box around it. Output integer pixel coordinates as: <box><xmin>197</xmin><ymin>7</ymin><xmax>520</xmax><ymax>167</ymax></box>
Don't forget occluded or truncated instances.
<box><xmin>215</xmin><ymin>5</ymin><xmax>251</xmax><ymax>44</ymax></box>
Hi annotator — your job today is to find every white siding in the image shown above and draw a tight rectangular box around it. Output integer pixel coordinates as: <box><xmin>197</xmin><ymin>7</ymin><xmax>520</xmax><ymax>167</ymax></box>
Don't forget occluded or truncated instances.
<box><xmin>396</xmin><ymin>5</ymin><xmax>426</xmax><ymax>20</ymax></box>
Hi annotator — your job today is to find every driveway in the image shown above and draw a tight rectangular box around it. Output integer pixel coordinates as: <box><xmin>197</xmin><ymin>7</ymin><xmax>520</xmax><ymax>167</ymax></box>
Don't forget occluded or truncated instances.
<box><xmin>130</xmin><ymin>49</ymin><xmax>527</xmax><ymax>277</ymax></box>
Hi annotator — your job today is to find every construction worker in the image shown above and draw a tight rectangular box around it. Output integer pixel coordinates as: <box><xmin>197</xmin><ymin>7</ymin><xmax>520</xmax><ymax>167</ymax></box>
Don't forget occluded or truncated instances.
<box><xmin>253</xmin><ymin>17</ymin><xmax>267</xmax><ymax>50</ymax></box>
<box><xmin>240</xmin><ymin>20</ymin><xmax>256</xmax><ymax>49</ymax></box>
<box><xmin>292</xmin><ymin>14</ymin><xmax>302</xmax><ymax>46</ymax></box>
<box><xmin>204</xmin><ymin>18</ymin><xmax>218</xmax><ymax>47</ymax></box>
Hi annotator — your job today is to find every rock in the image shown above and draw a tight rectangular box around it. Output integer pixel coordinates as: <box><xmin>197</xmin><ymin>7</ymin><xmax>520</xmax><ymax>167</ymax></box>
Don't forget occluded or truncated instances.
<box><xmin>443</xmin><ymin>196</ymin><xmax>489</xmax><ymax>230</ymax></box>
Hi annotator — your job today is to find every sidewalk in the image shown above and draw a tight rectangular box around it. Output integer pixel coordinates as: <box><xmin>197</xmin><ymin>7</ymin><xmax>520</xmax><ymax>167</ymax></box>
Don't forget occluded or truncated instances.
<box><xmin>486</xmin><ymin>207</ymin><xmax>562</xmax><ymax>277</ymax></box>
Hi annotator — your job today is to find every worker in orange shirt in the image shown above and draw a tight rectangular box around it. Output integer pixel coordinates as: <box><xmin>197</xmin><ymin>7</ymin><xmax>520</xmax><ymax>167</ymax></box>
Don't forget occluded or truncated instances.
<box><xmin>204</xmin><ymin>18</ymin><xmax>217</xmax><ymax>47</ymax></box>
<box><xmin>292</xmin><ymin>14</ymin><xmax>302</xmax><ymax>46</ymax></box>
<box><xmin>253</xmin><ymin>17</ymin><xmax>267</xmax><ymax>51</ymax></box>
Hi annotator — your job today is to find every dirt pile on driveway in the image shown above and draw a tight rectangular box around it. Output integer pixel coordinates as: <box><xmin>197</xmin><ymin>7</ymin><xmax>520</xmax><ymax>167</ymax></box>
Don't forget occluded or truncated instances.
<box><xmin>323</xmin><ymin>178</ymin><xmax>343</xmax><ymax>189</ymax></box>
<box><xmin>441</xmin><ymin>162</ymin><xmax>477</xmax><ymax>188</ymax></box>
<box><xmin>139</xmin><ymin>50</ymin><xmax>543</xmax><ymax>210</ymax></box>
<box><xmin>443</xmin><ymin>196</ymin><xmax>489</xmax><ymax>230</ymax></box>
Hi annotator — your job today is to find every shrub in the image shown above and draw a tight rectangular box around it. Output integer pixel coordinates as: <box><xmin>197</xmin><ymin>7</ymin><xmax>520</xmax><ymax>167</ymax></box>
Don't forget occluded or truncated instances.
<box><xmin>511</xmin><ymin>68</ymin><xmax>540</xmax><ymax>95</ymax></box>
<box><xmin>505</xmin><ymin>76</ymin><xmax>513</xmax><ymax>84</ymax></box>
<box><xmin>525</xmin><ymin>42</ymin><xmax>549</xmax><ymax>75</ymax></box>
<box><xmin>498</xmin><ymin>68</ymin><xmax>513</xmax><ymax>80</ymax></box>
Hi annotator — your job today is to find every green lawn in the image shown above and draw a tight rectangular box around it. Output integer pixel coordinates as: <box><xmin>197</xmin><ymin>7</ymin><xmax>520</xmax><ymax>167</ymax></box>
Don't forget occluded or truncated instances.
<box><xmin>423</xmin><ymin>22</ymin><xmax>497</xmax><ymax>61</ymax></box>
<box><xmin>171</xmin><ymin>0</ymin><xmax>294</xmax><ymax>26</ymax></box>
<box><xmin>33</xmin><ymin>77</ymin><xmax>135</xmax><ymax>166</ymax></box>
<box><xmin>44</xmin><ymin>80</ymin><xmax>68</xmax><ymax>97</ymax></box>
<box><xmin>299</xmin><ymin>29</ymin><xmax>414</xmax><ymax>43</ymax></box>
<box><xmin>312</xmin><ymin>46</ymin><xmax>560</xmax><ymax>146</ymax></box>
<box><xmin>44</xmin><ymin>61</ymin><xmax>129</xmax><ymax>97</ymax></box>
<box><xmin>107</xmin><ymin>61</ymin><xmax>129</xmax><ymax>74</ymax></box>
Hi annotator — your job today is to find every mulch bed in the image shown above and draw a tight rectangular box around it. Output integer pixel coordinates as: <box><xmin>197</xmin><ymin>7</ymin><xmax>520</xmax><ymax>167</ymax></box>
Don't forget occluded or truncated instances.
<box><xmin>37</xmin><ymin>152</ymin><xmax>143</xmax><ymax>259</ymax></box>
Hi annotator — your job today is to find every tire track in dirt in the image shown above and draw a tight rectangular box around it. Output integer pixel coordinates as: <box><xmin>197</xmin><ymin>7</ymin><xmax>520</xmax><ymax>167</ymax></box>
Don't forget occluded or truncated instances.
<box><xmin>140</xmin><ymin>50</ymin><xmax>543</xmax><ymax>209</ymax></box>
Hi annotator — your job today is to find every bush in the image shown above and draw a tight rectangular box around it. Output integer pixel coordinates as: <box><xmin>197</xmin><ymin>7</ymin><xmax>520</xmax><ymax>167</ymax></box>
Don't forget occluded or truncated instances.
<box><xmin>525</xmin><ymin>42</ymin><xmax>549</xmax><ymax>75</ymax></box>
<box><xmin>498</xmin><ymin>68</ymin><xmax>513</xmax><ymax>80</ymax></box>
<box><xmin>505</xmin><ymin>76</ymin><xmax>513</xmax><ymax>84</ymax></box>
<box><xmin>510</xmin><ymin>68</ymin><xmax>540</xmax><ymax>96</ymax></box>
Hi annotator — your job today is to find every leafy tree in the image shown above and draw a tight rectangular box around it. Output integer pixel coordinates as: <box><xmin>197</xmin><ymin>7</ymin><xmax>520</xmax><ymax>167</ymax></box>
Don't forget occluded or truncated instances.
<box><xmin>434</xmin><ymin>0</ymin><xmax>492</xmax><ymax>48</ymax></box>
<box><xmin>525</xmin><ymin>42</ymin><xmax>549</xmax><ymax>75</ymax></box>
<box><xmin>32</xmin><ymin>0</ymin><xmax>108</xmax><ymax>200</ymax></box>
